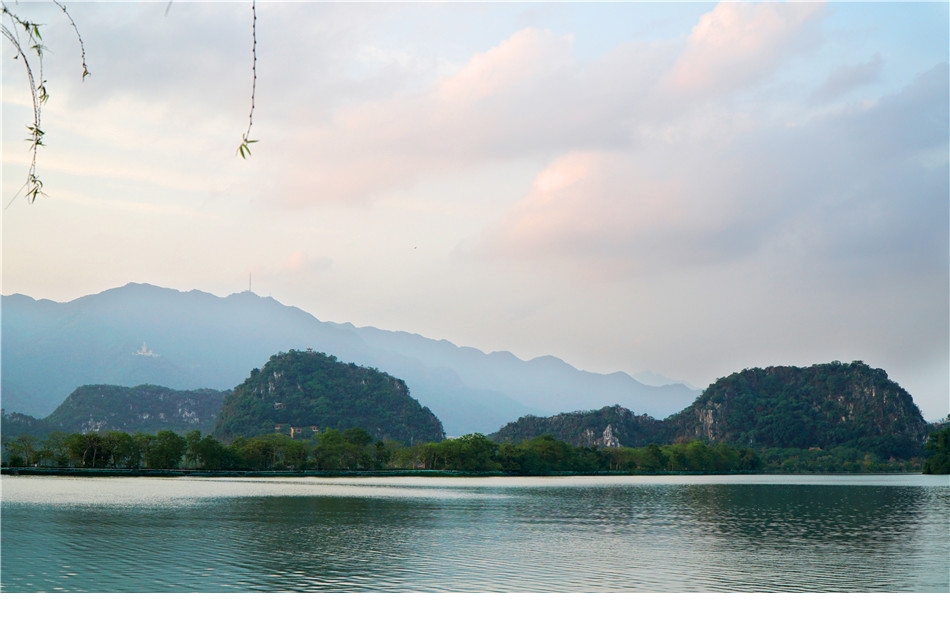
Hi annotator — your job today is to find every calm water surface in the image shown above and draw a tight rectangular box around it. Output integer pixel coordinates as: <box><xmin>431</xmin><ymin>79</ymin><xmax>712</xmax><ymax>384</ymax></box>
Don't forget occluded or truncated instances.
<box><xmin>2</xmin><ymin>474</ymin><xmax>947</xmax><ymax>592</ymax></box>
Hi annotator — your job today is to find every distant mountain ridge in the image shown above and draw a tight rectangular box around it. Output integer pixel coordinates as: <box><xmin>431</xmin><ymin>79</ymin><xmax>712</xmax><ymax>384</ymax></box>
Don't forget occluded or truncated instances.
<box><xmin>1</xmin><ymin>283</ymin><xmax>700</xmax><ymax>435</ymax></box>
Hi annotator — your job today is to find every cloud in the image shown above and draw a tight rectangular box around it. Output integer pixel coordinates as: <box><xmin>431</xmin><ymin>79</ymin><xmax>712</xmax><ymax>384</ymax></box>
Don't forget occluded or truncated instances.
<box><xmin>285</xmin><ymin>251</ymin><xmax>333</xmax><ymax>275</ymax></box>
<box><xmin>809</xmin><ymin>55</ymin><xmax>884</xmax><ymax>104</ymax></box>
<box><xmin>264</xmin><ymin>3</ymin><xmax>829</xmax><ymax>210</ymax></box>
<box><xmin>664</xmin><ymin>2</ymin><xmax>824</xmax><ymax>97</ymax></box>
<box><xmin>437</xmin><ymin>28</ymin><xmax>575</xmax><ymax>102</ymax></box>
<box><xmin>477</xmin><ymin>151</ymin><xmax>687</xmax><ymax>267</ymax></box>
<box><xmin>268</xmin><ymin>28</ymin><xmax>672</xmax><ymax>208</ymax></box>
<box><xmin>476</xmin><ymin>63</ymin><xmax>949</xmax><ymax>281</ymax></box>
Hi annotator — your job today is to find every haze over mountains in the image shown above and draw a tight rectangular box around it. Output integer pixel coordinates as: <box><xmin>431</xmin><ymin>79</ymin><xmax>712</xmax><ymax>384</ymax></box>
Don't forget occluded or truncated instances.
<box><xmin>1</xmin><ymin>283</ymin><xmax>699</xmax><ymax>436</ymax></box>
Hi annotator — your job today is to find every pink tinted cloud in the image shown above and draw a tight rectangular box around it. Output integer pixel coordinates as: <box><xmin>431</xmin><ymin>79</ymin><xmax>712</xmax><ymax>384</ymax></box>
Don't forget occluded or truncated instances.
<box><xmin>476</xmin><ymin>61</ymin><xmax>948</xmax><ymax>282</ymax></box>
<box><xmin>437</xmin><ymin>28</ymin><xmax>574</xmax><ymax>103</ymax></box>
<box><xmin>269</xmin><ymin>5</ymin><xmax>825</xmax><ymax>211</ymax></box>
<box><xmin>478</xmin><ymin>151</ymin><xmax>686</xmax><ymax>263</ymax></box>
<box><xmin>665</xmin><ymin>2</ymin><xmax>824</xmax><ymax>97</ymax></box>
<box><xmin>285</xmin><ymin>250</ymin><xmax>332</xmax><ymax>275</ymax></box>
<box><xmin>270</xmin><ymin>29</ymin><xmax>589</xmax><ymax>208</ymax></box>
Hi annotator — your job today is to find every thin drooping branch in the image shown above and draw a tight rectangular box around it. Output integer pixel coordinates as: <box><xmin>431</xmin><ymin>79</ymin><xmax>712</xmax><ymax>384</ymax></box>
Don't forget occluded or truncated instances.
<box><xmin>238</xmin><ymin>0</ymin><xmax>257</xmax><ymax>158</ymax></box>
<box><xmin>2</xmin><ymin>1</ymin><xmax>89</xmax><ymax>205</ymax></box>
<box><xmin>2</xmin><ymin>4</ymin><xmax>47</xmax><ymax>204</ymax></box>
<box><xmin>53</xmin><ymin>1</ymin><xmax>90</xmax><ymax>80</ymax></box>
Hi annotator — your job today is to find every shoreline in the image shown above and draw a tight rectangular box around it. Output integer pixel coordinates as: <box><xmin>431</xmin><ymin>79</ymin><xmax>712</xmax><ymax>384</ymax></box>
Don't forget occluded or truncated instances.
<box><xmin>0</xmin><ymin>466</ymin><xmax>922</xmax><ymax>478</ymax></box>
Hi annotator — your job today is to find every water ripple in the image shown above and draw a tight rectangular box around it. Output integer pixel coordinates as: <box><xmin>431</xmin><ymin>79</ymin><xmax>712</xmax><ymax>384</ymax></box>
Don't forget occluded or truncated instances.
<box><xmin>2</xmin><ymin>474</ymin><xmax>947</xmax><ymax>592</ymax></box>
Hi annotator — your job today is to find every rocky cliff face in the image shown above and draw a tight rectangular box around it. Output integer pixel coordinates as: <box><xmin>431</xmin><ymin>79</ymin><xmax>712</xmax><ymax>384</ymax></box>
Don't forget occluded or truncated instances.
<box><xmin>665</xmin><ymin>361</ymin><xmax>929</xmax><ymax>458</ymax></box>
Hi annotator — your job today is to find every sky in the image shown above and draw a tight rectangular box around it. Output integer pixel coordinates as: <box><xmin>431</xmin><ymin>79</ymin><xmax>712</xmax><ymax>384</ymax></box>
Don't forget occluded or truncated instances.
<box><xmin>2</xmin><ymin>1</ymin><xmax>947</xmax><ymax>419</ymax></box>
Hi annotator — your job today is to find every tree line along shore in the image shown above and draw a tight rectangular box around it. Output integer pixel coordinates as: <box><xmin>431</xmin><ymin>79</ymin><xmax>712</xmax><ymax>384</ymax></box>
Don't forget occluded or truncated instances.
<box><xmin>4</xmin><ymin>426</ymin><xmax>947</xmax><ymax>475</ymax></box>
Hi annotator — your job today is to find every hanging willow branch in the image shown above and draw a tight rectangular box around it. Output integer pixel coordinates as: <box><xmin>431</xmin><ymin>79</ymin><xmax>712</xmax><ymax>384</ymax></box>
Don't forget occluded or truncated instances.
<box><xmin>53</xmin><ymin>1</ymin><xmax>89</xmax><ymax>80</ymax></box>
<box><xmin>2</xmin><ymin>3</ymin><xmax>47</xmax><ymax>203</ymax></box>
<box><xmin>2</xmin><ymin>1</ymin><xmax>89</xmax><ymax>205</ymax></box>
<box><xmin>237</xmin><ymin>0</ymin><xmax>257</xmax><ymax>159</ymax></box>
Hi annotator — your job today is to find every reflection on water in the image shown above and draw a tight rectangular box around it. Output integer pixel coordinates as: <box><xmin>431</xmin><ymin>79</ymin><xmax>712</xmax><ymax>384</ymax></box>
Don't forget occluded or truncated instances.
<box><xmin>2</xmin><ymin>474</ymin><xmax>947</xmax><ymax>592</ymax></box>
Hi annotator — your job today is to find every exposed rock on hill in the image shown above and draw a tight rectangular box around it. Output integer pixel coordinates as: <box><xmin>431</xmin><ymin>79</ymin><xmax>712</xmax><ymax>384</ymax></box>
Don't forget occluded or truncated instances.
<box><xmin>213</xmin><ymin>349</ymin><xmax>445</xmax><ymax>444</ymax></box>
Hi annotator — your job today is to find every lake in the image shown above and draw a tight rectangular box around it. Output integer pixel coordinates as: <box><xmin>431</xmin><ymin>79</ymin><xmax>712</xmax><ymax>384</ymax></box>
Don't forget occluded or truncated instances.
<box><xmin>1</xmin><ymin>474</ymin><xmax>947</xmax><ymax>592</ymax></box>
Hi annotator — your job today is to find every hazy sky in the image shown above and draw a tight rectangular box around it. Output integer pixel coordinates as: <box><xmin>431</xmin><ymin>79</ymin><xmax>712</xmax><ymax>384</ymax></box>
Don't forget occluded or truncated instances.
<box><xmin>2</xmin><ymin>1</ymin><xmax>947</xmax><ymax>419</ymax></box>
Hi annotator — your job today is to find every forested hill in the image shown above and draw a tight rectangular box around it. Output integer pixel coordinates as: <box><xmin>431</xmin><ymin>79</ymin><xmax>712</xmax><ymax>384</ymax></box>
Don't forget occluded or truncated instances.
<box><xmin>213</xmin><ymin>350</ymin><xmax>445</xmax><ymax>444</ymax></box>
<box><xmin>490</xmin><ymin>405</ymin><xmax>670</xmax><ymax>448</ymax></box>
<box><xmin>665</xmin><ymin>361</ymin><xmax>929</xmax><ymax>458</ymax></box>
<box><xmin>37</xmin><ymin>385</ymin><xmax>227</xmax><ymax>436</ymax></box>
<box><xmin>487</xmin><ymin>362</ymin><xmax>932</xmax><ymax>461</ymax></box>
<box><xmin>0</xmin><ymin>410</ymin><xmax>47</xmax><ymax>439</ymax></box>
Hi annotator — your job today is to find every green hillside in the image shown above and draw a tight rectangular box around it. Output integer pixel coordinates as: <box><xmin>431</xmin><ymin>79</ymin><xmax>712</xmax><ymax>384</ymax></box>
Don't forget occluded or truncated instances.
<box><xmin>42</xmin><ymin>384</ymin><xmax>227</xmax><ymax>436</ymax></box>
<box><xmin>0</xmin><ymin>410</ymin><xmax>49</xmax><ymax>438</ymax></box>
<box><xmin>490</xmin><ymin>362</ymin><xmax>932</xmax><ymax>463</ymax></box>
<box><xmin>666</xmin><ymin>361</ymin><xmax>929</xmax><ymax>459</ymax></box>
<box><xmin>213</xmin><ymin>349</ymin><xmax>445</xmax><ymax>444</ymax></box>
<box><xmin>491</xmin><ymin>405</ymin><xmax>670</xmax><ymax>447</ymax></box>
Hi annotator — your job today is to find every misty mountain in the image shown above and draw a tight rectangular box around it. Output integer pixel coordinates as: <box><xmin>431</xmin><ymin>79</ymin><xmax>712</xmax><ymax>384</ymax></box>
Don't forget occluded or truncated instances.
<box><xmin>1</xmin><ymin>283</ymin><xmax>700</xmax><ymax>435</ymax></box>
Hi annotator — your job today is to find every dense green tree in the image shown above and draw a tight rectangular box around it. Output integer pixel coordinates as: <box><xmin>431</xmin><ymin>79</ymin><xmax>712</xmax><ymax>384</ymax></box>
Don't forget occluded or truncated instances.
<box><xmin>439</xmin><ymin>434</ymin><xmax>500</xmax><ymax>471</ymax></box>
<box><xmin>65</xmin><ymin>432</ymin><xmax>112</xmax><ymax>468</ymax></box>
<box><xmin>313</xmin><ymin>428</ymin><xmax>346</xmax><ymax>470</ymax></box>
<box><xmin>373</xmin><ymin>440</ymin><xmax>392</xmax><ymax>469</ymax></box>
<box><xmin>418</xmin><ymin>442</ymin><xmax>443</xmax><ymax>470</ymax></box>
<box><xmin>922</xmin><ymin>427</ymin><xmax>950</xmax><ymax>474</ymax></box>
<box><xmin>5</xmin><ymin>434</ymin><xmax>38</xmax><ymax>467</ymax></box>
<box><xmin>103</xmin><ymin>430</ymin><xmax>141</xmax><ymax>469</ymax></box>
<box><xmin>231</xmin><ymin>436</ymin><xmax>269</xmax><ymax>470</ymax></box>
<box><xmin>642</xmin><ymin>443</ymin><xmax>667</xmax><ymax>471</ymax></box>
<box><xmin>184</xmin><ymin>429</ymin><xmax>203</xmax><ymax>469</ymax></box>
<box><xmin>195</xmin><ymin>434</ymin><xmax>234</xmax><ymax>470</ymax></box>
<box><xmin>148</xmin><ymin>430</ymin><xmax>186</xmax><ymax>469</ymax></box>
<box><xmin>134</xmin><ymin>432</ymin><xmax>154</xmax><ymax>468</ymax></box>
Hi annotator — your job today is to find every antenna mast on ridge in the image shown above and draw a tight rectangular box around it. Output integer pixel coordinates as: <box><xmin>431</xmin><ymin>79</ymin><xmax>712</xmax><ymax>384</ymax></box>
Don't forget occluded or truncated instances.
<box><xmin>249</xmin><ymin>272</ymin><xmax>252</xmax><ymax>293</ymax></box>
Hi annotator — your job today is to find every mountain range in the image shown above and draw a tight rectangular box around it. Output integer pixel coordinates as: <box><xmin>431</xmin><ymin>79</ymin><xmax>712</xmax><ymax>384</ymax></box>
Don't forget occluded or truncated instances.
<box><xmin>1</xmin><ymin>283</ymin><xmax>699</xmax><ymax>436</ymax></box>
